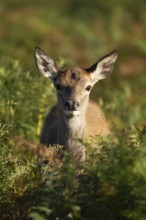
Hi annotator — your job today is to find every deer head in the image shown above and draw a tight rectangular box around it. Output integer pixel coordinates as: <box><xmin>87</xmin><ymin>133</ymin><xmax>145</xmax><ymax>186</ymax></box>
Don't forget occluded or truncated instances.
<box><xmin>35</xmin><ymin>47</ymin><xmax>118</xmax><ymax>117</ymax></box>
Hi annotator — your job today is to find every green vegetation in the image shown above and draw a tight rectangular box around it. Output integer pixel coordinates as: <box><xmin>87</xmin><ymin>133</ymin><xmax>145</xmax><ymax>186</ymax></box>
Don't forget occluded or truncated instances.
<box><xmin>0</xmin><ymin>0</ymin><xmax>146</xmax><ymax>219</ymax></box>
<box><xmin>28</xmin><ymin>128</ymin><xmax>146</xmax><ymax>220</ymax></box>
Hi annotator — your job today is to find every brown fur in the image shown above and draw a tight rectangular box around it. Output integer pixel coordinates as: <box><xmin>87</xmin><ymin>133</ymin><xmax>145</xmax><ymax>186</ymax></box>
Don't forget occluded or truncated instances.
<box><xmin>35</xmin><ymin>47</ymin><xmax>118</xmax><ymax>161</ymax></box>
<box><xmin>40</xmin><ymin>102</ymin><xmax>110</xmax><ymax>146</ymax></box>
<box><xmin>11</xmin><ymin>136</ymin><xmax>63</xmax><ymax>165</ymax></box>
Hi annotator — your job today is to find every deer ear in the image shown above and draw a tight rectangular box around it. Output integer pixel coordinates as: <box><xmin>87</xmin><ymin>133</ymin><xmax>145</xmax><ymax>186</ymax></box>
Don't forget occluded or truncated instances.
<box><xmin>86</xmin><ymin>51</ymin><xmax>118</xmax><ymax>83</ymax></box>
<box><xmin>34</xmin><ymin>47</ymin><xmax>57</xmax><ymax>78</ymax></box>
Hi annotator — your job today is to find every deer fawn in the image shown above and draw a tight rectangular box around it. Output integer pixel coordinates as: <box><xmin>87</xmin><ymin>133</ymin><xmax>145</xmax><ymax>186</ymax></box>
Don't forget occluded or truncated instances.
<box><xmin>35</xmin><ymin>48</ymin><xmax>118</xmax><ymax>161</ymax></box>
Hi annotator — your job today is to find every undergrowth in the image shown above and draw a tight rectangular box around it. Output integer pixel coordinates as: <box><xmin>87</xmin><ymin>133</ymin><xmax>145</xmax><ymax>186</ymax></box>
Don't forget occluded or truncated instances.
<box><xmin>0</xmin><ymin>59</ymin><xmax>55</xmax><ymax>141</ymax></box>
<box><xmin>27</xmin><ymin>127</ymin><xmax>146</xmax><ymax>220</ymax></box>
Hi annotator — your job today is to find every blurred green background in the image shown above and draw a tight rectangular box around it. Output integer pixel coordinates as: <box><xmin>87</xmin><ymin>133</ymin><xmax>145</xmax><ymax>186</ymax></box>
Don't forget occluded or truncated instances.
<box><xmin>0</xmin><ymin>0</ymin><xmax>146</xmax><ymax>68</ymax></box>
<box><xmin>0</xmin><ymin>0</ymin><xmax>146</xmax><ymax>139</ymax></box>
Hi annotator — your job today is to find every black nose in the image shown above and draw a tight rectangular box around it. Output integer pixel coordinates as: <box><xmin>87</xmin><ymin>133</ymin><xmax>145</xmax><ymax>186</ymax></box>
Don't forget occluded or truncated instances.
<box><xmin>65</xmin><ymin>100</ymin><xmax>79</xmax><ymax>111</ymax></box>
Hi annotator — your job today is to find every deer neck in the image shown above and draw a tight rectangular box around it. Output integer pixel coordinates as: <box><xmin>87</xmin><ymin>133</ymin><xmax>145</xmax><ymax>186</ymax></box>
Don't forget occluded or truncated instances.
<box><xmin>58</xmin><ymin>109</ymin><xmax>86</xmax><ymax>143</ymax></box>
<box><xmin>57</xmin><ymin>107</ymin><xmax>87</xmax><ymax>161</ymax></box>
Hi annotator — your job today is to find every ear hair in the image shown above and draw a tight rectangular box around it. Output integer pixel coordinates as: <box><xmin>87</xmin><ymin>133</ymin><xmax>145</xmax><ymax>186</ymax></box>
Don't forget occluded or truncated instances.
<box><xmin>85</xmin><ymin>51</ymin><xmax>118</xmax><ymax>83</ymax></box>
<box><xmin>34</xmin><ymin>47</ymin><xmax>57</xmax><ymax>78</ymax></box>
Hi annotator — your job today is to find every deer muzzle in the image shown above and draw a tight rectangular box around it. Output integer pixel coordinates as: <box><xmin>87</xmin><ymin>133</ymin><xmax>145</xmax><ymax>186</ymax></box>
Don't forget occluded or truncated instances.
<box><xmin>64</xmin><ymin>100</ymin><xmax>80</xmax><ymax>116</ymax></box>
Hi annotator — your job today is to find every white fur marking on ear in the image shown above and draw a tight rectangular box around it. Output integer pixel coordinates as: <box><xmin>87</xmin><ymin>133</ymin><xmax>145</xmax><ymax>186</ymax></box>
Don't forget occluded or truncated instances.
<box><xmin>35</xmin><ymin>47</ymin><xmax>57</xmax><ymax>78</ymax></box>
<box><xmin>90</xmin><ymin>65</ymin><xmax>102</xmax><ymax>81</ymax></box>
<box><xmin>90</xmin><ymin>51</ymin><xmax>118</xmax><ymax>82</ymax></box>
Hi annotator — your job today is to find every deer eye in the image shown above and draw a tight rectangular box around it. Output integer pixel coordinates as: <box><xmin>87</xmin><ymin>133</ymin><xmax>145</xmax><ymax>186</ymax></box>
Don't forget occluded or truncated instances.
<box><xmin>55</xmin><ymin>84</ymin><xmax>62</xmax><ymax>91</ymax></box>
<box><xmin>86</xmin><ymin>85</ymin><xmax>92</xmax><ymax>91</ymax></box>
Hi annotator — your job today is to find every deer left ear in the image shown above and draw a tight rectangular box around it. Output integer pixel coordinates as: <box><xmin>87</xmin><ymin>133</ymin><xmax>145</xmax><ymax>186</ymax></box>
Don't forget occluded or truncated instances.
<box><xmin>86</xmin><ymin>51</ymin><xmax>118</xmax><ymax>83</ymax></box>
<box><xmin>35</xmin><ymin>47</ymin><xmax>57</xmax><ymax>79</ymax></box>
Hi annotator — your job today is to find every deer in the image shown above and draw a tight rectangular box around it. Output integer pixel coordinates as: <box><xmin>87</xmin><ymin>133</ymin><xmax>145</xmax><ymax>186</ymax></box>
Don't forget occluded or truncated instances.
<box><xmin>35</xmin><ymin>47</ymin><xmax>118</xmax><ymax>162</ymax></box>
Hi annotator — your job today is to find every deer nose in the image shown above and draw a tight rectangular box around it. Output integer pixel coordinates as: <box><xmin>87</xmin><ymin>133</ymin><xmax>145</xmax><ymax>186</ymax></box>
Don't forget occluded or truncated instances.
<box><xmin>65</xmin><ymin>100</ymin><xmax>79</xmax><ymax>111</ymax></box>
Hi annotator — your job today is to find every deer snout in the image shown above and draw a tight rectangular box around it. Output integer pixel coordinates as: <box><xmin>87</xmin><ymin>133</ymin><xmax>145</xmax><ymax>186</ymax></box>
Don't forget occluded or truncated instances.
<box><xmin>65</xmin><ymin>100</ymin><xmax>79</xmax><ymax>111</ymax></box>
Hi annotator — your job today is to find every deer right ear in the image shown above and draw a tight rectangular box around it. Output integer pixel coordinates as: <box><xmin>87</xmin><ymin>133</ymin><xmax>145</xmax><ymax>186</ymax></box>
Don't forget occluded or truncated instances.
<box><xmin>34</xmin><ymin>47</ymin><xmax>57</xmax><ymax>79</ymax></box>
<box><xmin>86</xmin><ymin>51</ymin><xmax>118</xmax><ymax>84</ymax></box>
